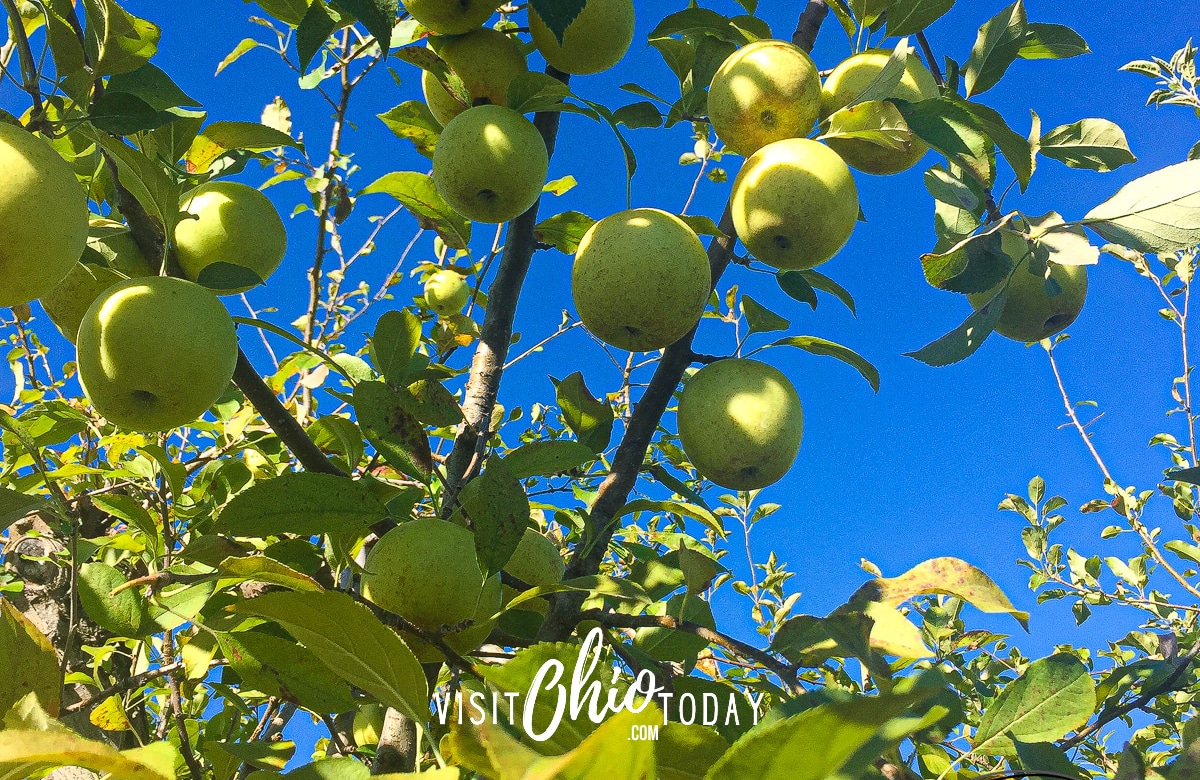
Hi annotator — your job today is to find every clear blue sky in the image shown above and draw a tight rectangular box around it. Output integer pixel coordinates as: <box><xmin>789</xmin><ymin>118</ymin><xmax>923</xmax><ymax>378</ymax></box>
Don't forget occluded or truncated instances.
<box><xmin>5</xmin><ymin>0</ymin><xmax>1198</xmax><ymax>663</ymax></box>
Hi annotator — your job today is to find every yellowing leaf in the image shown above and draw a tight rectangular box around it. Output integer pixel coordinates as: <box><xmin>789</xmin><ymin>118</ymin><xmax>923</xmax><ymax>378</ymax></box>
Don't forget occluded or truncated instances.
<box><xmin>0</xmin><ymin>730</ymin><xmax>177</xmax><ymax>780</ymax></box>
<box><xmin>89</xmin><ymin>696</ymin><xmax>132</xmax><ymax>732</ymax></box>
<box><xmin>849</xmin><ymin>557</ymin><xmax>1029</xmax><ymax>629</ymax></box>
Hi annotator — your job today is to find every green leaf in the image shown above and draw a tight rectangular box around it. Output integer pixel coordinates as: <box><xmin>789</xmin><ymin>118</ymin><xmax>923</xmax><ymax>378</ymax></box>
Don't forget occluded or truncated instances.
<box><xmin>534</xmin><ymin>211</ymin><xmax>595</xmax><ymax>254</ymax></box>
<box><xmin>529</xmin><ymin>0</ymin><xmax>586</xmax><ymax>46</ymax></box>
<box><xmin>215</xmin><ymin>556</ymin><xmax>324</xmax><ymax>592</ymax></box>
<box><xmin>94</xmin><ymin>133</ymin><xmax>183</xmax><ymax>236</ymax></box>
<box><xmin>297</xmin><ymin>0</ymin><xmax>343</xmax><ymax>71</ymax></box>
<box><xmin>377</xmin><ymin>102</ymin><xmax>440</xmax><ymax>158</ymax></box>
<box><xmin>185</xmin><ymin>121</ymin><xmax>301</xmax><ymax>174</ymax></box>
<box><xmin>329</xmin><ymin>0</ymin><xmax>397</xmax><ymax>52</ymax></box>
<box><xmin>104</xmin><ymin>62</ymin><xmax>201</xmax><ymax>110</ymax></box>
<box><xmin>552</xmin><ymin>372</ymin><xmax>615</xmax><ymax>453</ymax></box>
<box><xmin>1019</xmin><ymin>23</ymin><xmax>1089</xmax><ymax>60</ymax></box>
<box><xmin>0</xmin><ymin>731</ymin><xmax>177</xmax><ymax>780</ymax></box>
<box><xmin>885</xmin><ymin>0</ymin><xmax>954</xmax><ymax>37</ymax></box>
<box><xmin>799</xmin><ymin>270</ymin><xmax>856</xmax><ymax>316</ymax></box>
<box><xmin>507</xmin><ymin>71</ymin><xmax>573</xmax><ymax>114</ymax></box>
<box><xmin>78</xmin><ymin>563</ymin><xmax>152</xmax><ymax>637</ymax></box>
<box><xmin>763</xmin><ymin>336</ymin><xmax>880</xmax><ymax>393</ymax></box>
<box><xmin>0</xmin><ymin>488</ymin><xmax>43</xmax><ymax>533</ymax></box>
<box><xmin>459</xmin><ymin>458</ymin><xmax>530</xmax><ymax>578</ymax></box>
<box><xmin>618</xmin><ymin>499</ymin><xmax>725</xmax><ymax>538</ymax></box>
<box><xmin>230</xmin><ymin>590</ymin><xmax>428</xmax><ymax>724</ymax></box>
<box><xmin>504</xmin><ymin>576</ymin><xmax>652</xmax><ymax>615</ymax></box>
<box><xmin>360</xmin><ymin>171</ymin><xmax>471</xmax><ymax>250</ymax></box>
<box><xmin>0</xmin><ymin>600</ymin><xmax>60</xmax><ymax>718</ymax></box>
<box><xmin>197</xmin><ymin>262</ymin><xmax>265</xmax><ymax>292</ymax></box>
<box><xmin>777</xmin><ymin>271</ymin><xmax>817</xmax><ymax>310</ymax></box>
<box><xmin>613</xmin><ymin>101</ymin><xmax>663</xmax><ymax>129</ymax></box>
<box><xmin>921</xmin><ymin>222</ymin><xmax>1015</xmax><ymax>294</ymax></box>
<box><xmin>1039</xmin><ymin>118</ymin><xmax>1136</xmax><ymax>172</ymax></box>
<box><xmin>370</xmin><ymin>310</ymin><xmax>422</xmax><ymax>387</ymax></box>
<box><xmin>849</xmin><ymin>556</ymin><xmax>1030</xmax><ymax>628</ymax></box>
<box><xmin>82</xmin><ymin>0</ymin><xmax>160</xmax><ymax>75</ymax></box>
<box><xmin>242</xmin><ymin>0</ymin><xmax>310</xmax><ymax>26</ymax></box>
<box><xmin>952</xmin><ymin>97</ymin><xmax>1035</xmax><ymax>191</ymax></box>
<box><xmin>402</xmin><ymin>379</ymin><xmax>463</xmax><ymax>427</ymax></box>
<box><xmin>505</xmin><ymin>441</ymin><xmax>596</xmax><ymax>479</ymax></box>
<box><xmin>896</xmin><ymin>97</ymin><xmax>993</xmax><ymax>186</ymax></box>
<box><xmin>217</xmin><ymin>629</ymin><xmax>355</xmax><ymax>713</ymax></box>
<box><xmin>905</xmin><ymin>287</ymin><xmax>1006</xmax><ymax>366</ymax></box>
<box><xmin>354</xmin><ymin>381</ymin><xmax>433</xmax><ymax>483</ymax></box>
<box><xmin>216</xmin><ymin>38</ymin><xmax>259</xmax><ymax>75</ymax></box>
<box><xmin>1028</xmin><ymin>212</ymin><xmax>1099</xmax><ymax>267</ymax></box>
<box><xmin>742</xmin><ymin>295</ymin><xmax>790</xmax><ymax>334</ymax></box>
<box><xmin>973</xmin><ymin>653</ymin><xmax>1095</xmax><ymax>751</ymax></box>
<box><xmin>676</xmin><ymin>214</ymin><xmax>727</xmax><ymax>238</ymax></box>
<box><xmin>656</xmin><ymin>725</ymin><xmax>730</xmax><ymax>780</ymax></box>
<box><xmin>819</xmin><ymin>100</ymin><xmax>912</xmax><ymax>152</ymax></box>
<box><xmin>214</xmin><ymin>472</ymin><xmax>388</xmax><ymax>537</ymax></box>
<box><xmin>703</xmin><ymin>696</ymin><xmax>922</xmax><ymax>780</ymax></box>
<box><xmin>1082</xmin><ymin>159</ymin><xmax>1200</xmax><ymax>253</ymax></box>
<box><xmin>88</xmin><ymin>93</ymin><xmax>168</xmax><ymax>135</ymax></box>
<box><xmin>964</xmin><ymin>0</ymin><xmax>1027</xmax><ymax>97</ymax></box>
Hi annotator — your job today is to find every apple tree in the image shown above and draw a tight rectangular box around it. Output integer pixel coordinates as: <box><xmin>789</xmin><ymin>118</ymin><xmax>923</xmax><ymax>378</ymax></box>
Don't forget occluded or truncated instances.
<box><xmin>1</xmin><ymin>0</ymin><xmax>1199</xmax><ymax>778</ymax></box>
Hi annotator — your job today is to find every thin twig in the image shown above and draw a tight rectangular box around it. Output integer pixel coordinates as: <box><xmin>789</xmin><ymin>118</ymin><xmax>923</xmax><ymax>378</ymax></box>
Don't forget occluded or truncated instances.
<box><xmin>0</xmin><ymin>0</ymin><xmax>44</xmax><ymax>121</ymax></box>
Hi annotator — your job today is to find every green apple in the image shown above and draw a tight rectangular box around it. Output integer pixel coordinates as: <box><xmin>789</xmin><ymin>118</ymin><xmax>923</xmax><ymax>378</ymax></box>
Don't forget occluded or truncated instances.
<box><xmin>432</xmin><ymin>104</ymin><xmax>549</xmax><ymax>223</ymax></box>
<box><xmin>730</xmin><ymin>138</ymin><xmax>858</xmax><ymax>270</ymax></box>
<box><xmin>708</xmin><ymin>39</ymin><xmax>821</xmax><ymax>156</ymax></box>
<box><xmin>572</xmin><ymin>209</ymin><xmax>711</xmax><ymax>351</ymax></box>
<box><xmin>422</xmin><ymin>28</ymin><xmax>529</xmax><ymax>126</ymax></box>
<box><xmin>403</xmin><ymin>573</ymin><xmax>501</xmax><ymax>663</ymax></box>
<box><xmin>968</xmin><ymin>232</ymin><xmax>1089</xmax><ymax>342</ymax></box>
<box><xmin>820</xmin><ymin>49</ymin><xmax>940</xmax><ymax>175</ymax></box>
<box><xmin>174</xmin><ymin>181</ymin><xmax>287</xmax><ymax>295</ymax></box>
<box><xmin>0</xmin><ymin>122</ymin><xmax>89</xmax><ymax>308</ymax></box>
<box><xmin>423</xmin><ymin>269</ymin><xmax>470</xmax><ymax>316</ymax></box>
<box><xmin>402</xmin><ymin>0</ymin><xmax>497</xmax><ymax>35</ymax></box>
<box><xmin>501</xmin><ymin>527</ymin><xmax>564</xmax><ymax>615</ymax></box>
<box><xmin>41</xmin><ymin>228</ymin><xmax>155</xmax><ymax>343</ymax></box>
<box><xmin>529</xmin><ymin>0</ymin><xmax>634</xmax><ymax>75</ymax></box>
<box><xmin>361</xmin><ymin>518</ymin><xmax>485</xmax><ymax>631</ymax></box>
<box><xmin>76</xmin><ymin>276</ymin><xmax>239</xmax><ymax>432</ymax></box>
<box><xmin>677</xmin><ymin>358</ymin><xmax>804</xmax><ymax>490</ymax></box>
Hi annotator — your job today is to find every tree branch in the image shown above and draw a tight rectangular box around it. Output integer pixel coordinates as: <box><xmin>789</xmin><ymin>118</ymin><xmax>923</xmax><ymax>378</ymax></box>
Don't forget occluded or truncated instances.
<box><xmin>1</xmin><ymin>0</ymin><xmax>45</xmax><ymax>123</ymax></box>
<box><xmin>578</xmin><ymin>608</ymin><xmax>799</xmax><ymax>692</ymax></box>
<box><xmin>540</xmin><ymin>0</ymin><xmax>831</xmax><ymax>646</ymax></box>
<box><xmin>440</xmin><ymin>66</ymin><xmax>570</xmax><ymax>507</ymax></box>
<box><xmin>231</xmin><ymin>348</ymin><xmax>348</xmax><ymax>477</ymax></box>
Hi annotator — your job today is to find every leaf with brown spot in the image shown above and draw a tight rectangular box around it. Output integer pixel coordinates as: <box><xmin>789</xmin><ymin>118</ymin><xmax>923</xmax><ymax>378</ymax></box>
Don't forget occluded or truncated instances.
<box><xmin>354</xmin><ymin>381</ymin><xmax>433</xmax><ymax>483</ymax></box>
<box><xmin>0</xmin><ymin>599</ymin><xmax>61</xmax><ymax>717</ymax></box>
<box><xmin>848</xmin><ymin>557</ymin><xmax>1029</xmax><ymax>630</ymax></box>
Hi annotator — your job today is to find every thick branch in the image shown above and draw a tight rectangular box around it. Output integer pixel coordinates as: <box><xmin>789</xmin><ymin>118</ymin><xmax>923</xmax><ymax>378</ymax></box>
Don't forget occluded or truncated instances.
<box><xmin>791</xmin><ymin>0</ymin><xmax>829</xmax><ymax>50</ymax></box>
<box><xmin>441</xmin><ymin>66</ymin><xmax>570</xmax><ymax>502</ymax></box>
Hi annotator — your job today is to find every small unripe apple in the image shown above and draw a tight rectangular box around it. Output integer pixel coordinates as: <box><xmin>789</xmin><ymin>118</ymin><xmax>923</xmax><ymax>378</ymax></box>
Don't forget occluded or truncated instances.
<box><xmin>677</xmin><ymin>358</ymin><xmax>804</xmax><ymax>490</ymax></box>
<box><xmin>41</xmin><ymin>230</ymin><xmax>155</xmax><ymax>343</ymax></box>
<box><xmin>423</xmin><ymin>269</ymin><xmax>470</xmax><ymax>316</ymax></box>
<box><xmin>361</xmin><ymin>518</ymin><xmax>485</xmax><ymax>631</ymax></box>
<box><xmin>968</xmin><ymin>232</ymin><xmax>1089</xmax><ymax>342</ymax></box>
<box><xmin>820</xmin><ymin>49</ymin><xmax>940</xmax><ymax>175</ymax></box>
<box><xmin>572</xmin><ymin>209</ymin><xmax>711</xmax><ymax>352</ymax></box>
<box><xmin>401</xmin><ymin>0</ymin><xmax>497</xmax><ymax>35</ymax></box>
<box><xmin>174</xmin><ymin>181</ymin><xmax>288</xmax><ymax>295</ymax></box>
<box><xmin>432</xmin><ymin>105</ymin><xmax>549</xmax><ymax>224</ymax></box>
<box><xmin>76</xmin><ymin>277</ymin><xmax>239</xmax><ymax>432</ymax></box>
<box><xmin>708</xmin><ymin>40</ymin><xmax>821</xmax><ymax>156</ymax></box>
<box><xmin>529</xmin><ymin>0</ymin><xmax>635</xmax><ymax>75</ymax></box>
<box><xmin>422</xmin><ymin>28</ymin><xmax>529</xmax><ymax>126</ymax></box>
<box><xmin>0</xmin><ymin>122</ymin><xmax>89</xmax><ymax>308</ymax></box>
<box><xmin>730</xmin><ymin>138</ymin><xmax>858</xmax><ymax>270</ymax></box>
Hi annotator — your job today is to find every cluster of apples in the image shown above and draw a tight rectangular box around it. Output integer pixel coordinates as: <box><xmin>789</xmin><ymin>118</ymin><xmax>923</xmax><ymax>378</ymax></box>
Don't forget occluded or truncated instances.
<box><xmin>0</xmin><ymin>121</ymin><xmax>289</xmax><ymax>433</ymax></box>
